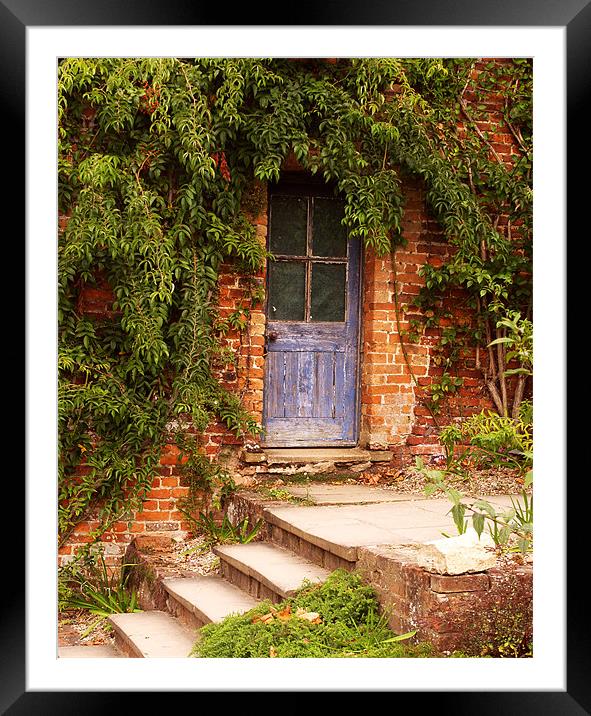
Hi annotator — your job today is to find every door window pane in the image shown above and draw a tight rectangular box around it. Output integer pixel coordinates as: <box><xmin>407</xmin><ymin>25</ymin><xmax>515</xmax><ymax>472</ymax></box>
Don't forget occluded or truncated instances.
<box><xmin>310</xmin><ymin>263</ymin><xmax>346</xmax><ymax>322</ymax></box>
<box><xmin>312</xmin><ymin>197</ymin><xmax>347</xmax><ymax>257</ymax></box>
<box><xmin>269</xmin><ymin>196</ymin><xmax>308</xmax><ymax>256</ymax></box>
<box><xmin>267</xmin><ymin>261</ymin><xmax>306</xmax><ymax>321</ymax></box>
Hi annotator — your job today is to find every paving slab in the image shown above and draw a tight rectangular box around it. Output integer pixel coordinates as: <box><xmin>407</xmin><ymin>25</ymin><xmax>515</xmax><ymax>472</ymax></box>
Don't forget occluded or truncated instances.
<box><xmin>214</xmin><ymin>542</ymin><xmax>331</xmax><ymax>598</ymax></box>
<box><xmin>162</xmin><ymin>574</ymin><xmax>259</xmax><ymax>624</ymax></box>
<box><xmin>264</xmin><ymin>496</ymin><xmax>520</xmax><ymax>561</ymax></box>
<box><xmin>108</xmin><ymin>611</ymin><xmax>195</xmax><ymax>658</ymax></box>
<box><xmin>284</xmin><ymin>483</ymin><xmax>426</xmax><ymax>505</ymax></box>
<box><xmin>58</xmin><ymin>644</ymin><xmax>121</xmax><ymax>658</ymax></box>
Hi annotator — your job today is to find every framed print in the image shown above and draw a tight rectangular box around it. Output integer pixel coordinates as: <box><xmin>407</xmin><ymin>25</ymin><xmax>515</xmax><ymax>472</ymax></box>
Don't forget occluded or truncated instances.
<box><xmin>15</xmin><ymin>0</ymin><xmax>582</xmax><ymax>711</ymax></box>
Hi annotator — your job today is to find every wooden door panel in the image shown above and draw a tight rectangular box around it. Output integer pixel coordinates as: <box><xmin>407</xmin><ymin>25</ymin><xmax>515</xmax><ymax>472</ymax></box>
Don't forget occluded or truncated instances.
<box><xmin>264</xmin><ymin>418</ymin><xmax>344</xmax><ymax>445</ymax></box>
<box><xmin>265</xmin><ymin>350</ymin><xmax>345</xmax><ymax>420</ymax></box>
<box><xmin>314</xmin><ymin>352</ymin><xmax>336</xmax><ymax>419</ymax></box>
<box><xmin>265</xmin><ymin>351</ymin><xmax>286</xmax><ymax>418</ymax></box>
<box><xmin>333</xmin><ymin>352</ymin><xmax>346</xmax><ymax>419</ymax></box>
<box><xmin>267</xmin><ymin>323</ymin><xmax>347</xmax><ymax>352</ymax></box>
<box><xmin>296</xmin><ymin>352</ymin><xmax>314</xmax><ymax>417</ymax></box>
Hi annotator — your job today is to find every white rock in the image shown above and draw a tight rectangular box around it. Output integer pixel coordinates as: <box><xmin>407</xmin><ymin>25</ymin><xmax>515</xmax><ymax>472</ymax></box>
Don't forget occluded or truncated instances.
<box><xmin>414</xmin><ymin>528</ymin><xmax>497</xmax><ymax>575</ymax></box>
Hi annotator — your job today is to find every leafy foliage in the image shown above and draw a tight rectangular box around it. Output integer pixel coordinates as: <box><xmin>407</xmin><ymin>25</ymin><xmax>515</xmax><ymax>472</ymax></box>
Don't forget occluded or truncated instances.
<box><xmin>403</xmin><ymin>59</ymin><xmax>533</xmax><ymax>418</ymax></box>
<box><xmin>191</xmin><ymin>569</ymin><xmax>435</xmax><ymax>658</ymax></box>
<box><xmin>421</xmin><ymin>401</ymin><xmax>533</xmax><ymax>553</ymax></box>
<box><xmin>439</xmin><ymin>403</ymin><xmax>533</xmax><ymax>474</ymax></box>
<box><xmin>58</xmin><ymin>550</ymin><xmax>142</xmax><ymax>634</ymax></box>
<box><xmin>58</xmin><ymin>57</ymin><xmax>532</xmax><ymax>548</ymax></box>
<box><xmin>418</xmin><ymin>456</ymin><xmax>533</xmax><ymax>553</ymax></box>
<box><xmin>182</xmin><ymin>510</ymin><xmax>263</xmax><ymax>547</ymax></box>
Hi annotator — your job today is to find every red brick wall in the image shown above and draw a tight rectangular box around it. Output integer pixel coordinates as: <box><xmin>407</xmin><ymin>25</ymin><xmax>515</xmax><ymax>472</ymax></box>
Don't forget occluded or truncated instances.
<box><xmin>58</xmin><ymin>461</ymin><xmax>195</xmax><ymax>567</ymax></box>
<box><xmin>361</xmin><ymin>180</ymin><xmax>438</xmax><ymax>457</ymax></box>
<box><xmin>357</xmin><ymin>545</ymin><xmax>533</xmax><ymax>655</ymax></box>
<box><xmin>360</xmin><ymin>176</ymin><xmax>503</xmax><ymax>465</ymax></box>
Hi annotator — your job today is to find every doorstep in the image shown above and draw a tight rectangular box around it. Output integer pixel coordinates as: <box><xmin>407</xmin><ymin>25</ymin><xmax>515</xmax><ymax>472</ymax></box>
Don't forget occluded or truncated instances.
<box><xmin>242</xmin><ymin>447</ymin><xmax>393</xmax><ymax>465</ymax></box>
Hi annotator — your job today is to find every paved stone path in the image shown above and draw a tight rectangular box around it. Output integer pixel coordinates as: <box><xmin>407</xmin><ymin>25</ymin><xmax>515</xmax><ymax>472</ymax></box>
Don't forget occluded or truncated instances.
<box><xmin>265</xmin><ymin>486</ymin><xmax>516</xmax><ymax>559</ymax></box>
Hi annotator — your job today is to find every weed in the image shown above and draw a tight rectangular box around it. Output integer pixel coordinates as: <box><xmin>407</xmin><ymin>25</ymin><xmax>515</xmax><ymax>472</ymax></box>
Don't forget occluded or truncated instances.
<box><xmin>256</xmin><ymin>486</ymin><xmax>314</xmax><ymax>505</ymax></box>
<box><xmin>280</xmin><ymin>472</ymin><xmax>351</xmax><ymax>486</ymax></box>
<box><xmin>58</xmin><ymin>550</ymin><xmax>142</xmax><ymax>636</ymax></box>
<box><xmin>419</xmin><ymin>458</ymin><xmax>533</xmax><ymax>553</ymax></box>
<box><xmin>180</xmin><ymin>508</ymin><xmax>263</xmax><ymax>547</ymax></box>
<box><xmin>439</xmin><ymin>407</ymin><xmax>532</xmax><ymax>476</ymax></box>
<box><xmin>257</xmin><ymin>486</ymin><xmax>297</xmax><ymax>501</ymax></box>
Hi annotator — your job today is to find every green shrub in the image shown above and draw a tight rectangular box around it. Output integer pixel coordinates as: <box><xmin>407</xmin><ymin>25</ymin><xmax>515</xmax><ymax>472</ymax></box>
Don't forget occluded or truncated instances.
<box><xmin>191</xmin><ymin>570</ymin><xmax>435</xmax><ymax>658</ymax></box>
<box><xmin>439</xmin><ymin>403</ymin><xmax>532</xmax><ymax>475</ymax></box>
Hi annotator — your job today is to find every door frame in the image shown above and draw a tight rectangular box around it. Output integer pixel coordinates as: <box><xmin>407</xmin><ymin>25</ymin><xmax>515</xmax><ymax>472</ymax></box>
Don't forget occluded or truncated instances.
<box><xmin>261</xmin><ymin>175</ymin><xmax>363</xmax><ymax>448</ymax></box>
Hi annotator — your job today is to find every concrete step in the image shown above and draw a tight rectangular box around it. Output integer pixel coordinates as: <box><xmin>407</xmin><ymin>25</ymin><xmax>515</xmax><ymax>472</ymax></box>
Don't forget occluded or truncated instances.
<box><xmin>58</xmin><ymin>644</ymin><xmax>122</xmax><ymax>658</ymax></box>
<box><xmin>263</xmin><ymin>486</ymin><xmax>429</xmax><ymax>570</ymax></box>
<box><xmin>161</xmin><ymin>574</ymin><xmax>259</xmax><ymax>629</ymax></box>
<box><xmin>213</xmin><ymin>542</ymin><xmax>331</xmax><ymax>602</ymax></box>
<box><xmin>263</xmin><ymin>498</ymin><xmax>478</xmax><ymax>565</ymax></box>
<box><xmin>108</xmin><ymin>610</ymin><xmax>196</xmax><ymax>658</ymax></box>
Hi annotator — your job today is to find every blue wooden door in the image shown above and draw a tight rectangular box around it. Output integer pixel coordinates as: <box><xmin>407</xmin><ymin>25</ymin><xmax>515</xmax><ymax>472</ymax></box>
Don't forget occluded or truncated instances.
<box><xmin>262</xmin><ymin>181</ymin><xmax>361</xmax><ymax>447</ymax></box>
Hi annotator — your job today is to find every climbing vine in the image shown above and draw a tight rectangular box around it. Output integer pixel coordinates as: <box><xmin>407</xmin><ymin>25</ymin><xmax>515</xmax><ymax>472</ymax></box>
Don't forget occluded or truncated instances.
<box><xmin>58</xmin><ymin>57</ymin><xmax>532</xmax><ymax>546</ymax></box>
<box><xmin>400</xmin><ymin>58</ymin><xmax>533</xmax><ymax>418</ymax></box>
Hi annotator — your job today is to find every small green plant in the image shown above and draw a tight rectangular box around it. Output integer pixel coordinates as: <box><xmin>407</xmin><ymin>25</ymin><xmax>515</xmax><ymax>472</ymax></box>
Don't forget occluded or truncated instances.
<box><xmin>489</xmin><ymin>311</ymin><xmax>533</xmax><ymax>378</ymax></box>
<box><xmin>185</xmin><ymin>510</ymin><xmax>263</xmax><ymax>547</ymax></box>
<box><xmin>256</xmin><ymin>485</ymin><xmax>315</xmax><ymax>505</ymax></box>
<box><xmin>439</xmin><ymin>404</ymin><xmax>532</xmax><ymax>476</ymax></box>
<box><xmin>58</xmin><ymin>550</ymin><xmax>142</xmax><ymax>636</ymax></box>
<box><xmin>418</xmin><ymin>457</ymin><xmax>533</xmax><ymax>553</ymax></box>
<box><xmin>281</xmin><ymin>472</ymin><xmax>351</xmax><ymax>485</ymax></box>
<box><xmin>257</xmin><ymin>486</ymin><xmax>296</xmax><ymax>501</ymax></box>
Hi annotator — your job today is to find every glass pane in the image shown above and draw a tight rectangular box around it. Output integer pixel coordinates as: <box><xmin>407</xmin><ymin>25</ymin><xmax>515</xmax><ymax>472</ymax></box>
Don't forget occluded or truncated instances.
<box><xmin>310</xmin><ymin>263</ymin><xmax>346</xmax><ymax>322</ymax></box>
<box><xmin>312</xmin><ymin>197</ymin><xmax>347</xmax><ymax>257</ymax></box>
<box><xmin>267</xmin><ymin>261</ymin><xmax>306</xmax><ymax>321</ymax></box>
<box><xmin>269</xmin><ymin>196</ymin><xmax>308</xmax><ymax>256</ymax></box>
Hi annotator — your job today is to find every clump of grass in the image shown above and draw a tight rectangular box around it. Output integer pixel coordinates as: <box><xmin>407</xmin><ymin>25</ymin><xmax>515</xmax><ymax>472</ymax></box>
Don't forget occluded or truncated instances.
<box><xmin>255</xmin><ymin>486</ymin><xmax>314</xmax><ymax>504</ymax></box>
<box><xmin>196</xmin><ymin>511</ymin><xmax>264</xmax><ymax>545</ymax></box>
<box><xmin>178</xmin><ymin>507</ymin><xmax>264</xmax><ymax>548</ymax></box>
<box><xmin>191</xmin><ymin>569</ymin><xmax>435</xmax><ymax>658</ymax></box>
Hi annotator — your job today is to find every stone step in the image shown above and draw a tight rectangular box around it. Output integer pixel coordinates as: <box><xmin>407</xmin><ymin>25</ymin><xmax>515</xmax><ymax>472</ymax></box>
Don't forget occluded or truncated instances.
<box><xmin>161</xmin><ymin>574</ymin><xmax>259</xmax><ymax>629</ymax></box>
<box><xmin>58</xmin><ymin>644</ymin><xmax>122</xmax><ymax>658</ymax></box>
<box><xmin>108</xmin><ymin>610</ymin><xmax>196</xmax><ymax>658</ymax></box>
<box><xmin>264</xmin><ymin>514</ymin><xmax>357</xmax><ymax>572</ymax></box>
<box><xmin>258</xmin><ymin>447</ymin><xmax>392</xmax><ymax>465</ymax></box>
<box><xmin>213</xmin><ymin>542</ymin><xmax>331</xmax><ymax>602</ymax></box>
<box><xmin>263</xmin><ymin>499</ymin><xmax>469</xmax><ymax>565</ymax></box>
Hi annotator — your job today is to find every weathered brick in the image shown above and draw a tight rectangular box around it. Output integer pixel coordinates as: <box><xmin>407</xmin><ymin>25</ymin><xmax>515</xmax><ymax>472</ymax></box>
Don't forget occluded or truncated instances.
<box><xmin>430</xmin><ymin>573</ymin><xmax>491</xmax><ymax>594</ymax></box>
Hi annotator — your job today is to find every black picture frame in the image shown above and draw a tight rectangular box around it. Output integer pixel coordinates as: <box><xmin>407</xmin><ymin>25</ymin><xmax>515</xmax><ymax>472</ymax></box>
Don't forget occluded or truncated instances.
<box><xmin>15</xmin><ymin>2</ymin><xmax>581</xmax><ymax>712</ymax></box>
